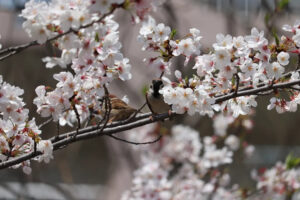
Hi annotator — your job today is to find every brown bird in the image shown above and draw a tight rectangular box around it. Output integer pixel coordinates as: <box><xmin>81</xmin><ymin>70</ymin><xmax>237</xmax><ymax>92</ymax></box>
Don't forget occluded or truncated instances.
<box><xmin>146</xmin><ymin>79</ymin><xmax>170</xmax><ymax>114</ymax></box>
<box><xmin>104</xmin><ymin>94</ymin><xmax>137</xmax><ymax>122</ymax></box>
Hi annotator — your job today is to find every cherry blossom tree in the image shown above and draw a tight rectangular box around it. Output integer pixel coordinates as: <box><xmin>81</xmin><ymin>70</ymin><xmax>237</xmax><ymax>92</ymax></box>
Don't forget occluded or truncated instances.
<box><xmin>0</xmin><ymin>0</ymin><xmax>300</xmax><ymax>199</ymax></box>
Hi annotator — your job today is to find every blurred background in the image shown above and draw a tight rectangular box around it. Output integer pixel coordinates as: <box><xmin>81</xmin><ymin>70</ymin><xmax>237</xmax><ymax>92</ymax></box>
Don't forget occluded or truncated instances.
<box><xmin>0</xmin><ymin>0</ymin><xmax>300</xmax><ymax>199</ymax></box>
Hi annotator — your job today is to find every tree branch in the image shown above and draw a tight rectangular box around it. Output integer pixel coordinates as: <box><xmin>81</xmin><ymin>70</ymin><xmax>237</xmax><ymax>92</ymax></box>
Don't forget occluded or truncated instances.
<box><xmin>215</xmin><ymin>79</ymin><xmax>300</xmax><ymax>103</ymax></box>
<box><xmin>0</xmin><ymin>112</ymin><xmax>172</xmax><ymax>170</ymax></box>
<box><xmin>1</xmin><ymin>76</ymin><xmax>300</xmax><ymax>170</ymax></box>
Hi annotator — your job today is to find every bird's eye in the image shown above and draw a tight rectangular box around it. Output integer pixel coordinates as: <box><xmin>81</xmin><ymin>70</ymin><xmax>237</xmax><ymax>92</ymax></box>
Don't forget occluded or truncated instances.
<box><xmin>159</xmin><ymin>84</ymin><xmax>164</xmax><ymax>89</ymax></box>
<box><xmin>150</xmin><ymin>85</ymin><xmax>153</xmax><ymax>89</ymax></box>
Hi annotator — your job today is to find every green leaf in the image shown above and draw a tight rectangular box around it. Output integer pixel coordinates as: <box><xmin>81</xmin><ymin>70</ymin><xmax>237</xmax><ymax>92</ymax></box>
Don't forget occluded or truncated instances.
<box><xmin>184</xmin><ymin>76</ymin><xmax>189</xmax><ymax>84</ymax></box>
<box><xmin>123</xmin><ymin>0</ymin><xmax>131</xmax><ymax>9</ymax></box>
<box><xmin>142</xmin><ymin>85</ymin><xmax>149</xmax><ymax>96</ymax></box>
<box><xmin>285</xmin><ymin>154</ymin><xmax>300</xmax><ymax>169</ymax></box>
<box><xmin>231</xmin><ymin>76</ymin><xmax>236</xmax><ymax>86</ymax></box>
<box><xmin>272</xmin><ymin>28</ymin><xmax>280</xmax><ymax>46</ymax></box>
<box><xmin>278</xmin><ymin>0</ymin><xmax>290</xmax><ymax>10</ymax></box>
<box><xmin>95</xmin><ymin>33</ymin><xmax>100</xmax><ymax>42</ymax></box>
<box><xmin>170</xmin><ymin>29</ymin><xmax>177</xmax><ymax>40</ymax></box>
<box><xmin>264</xmin><ymin>13</ymin><xmax>270</xmax><ymax>26</ymax></box>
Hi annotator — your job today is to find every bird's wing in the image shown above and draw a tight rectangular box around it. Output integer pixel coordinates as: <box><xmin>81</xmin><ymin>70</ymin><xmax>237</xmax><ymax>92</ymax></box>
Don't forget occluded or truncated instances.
<box><xmin>110</xmin><ymin>98</ymin><xmax>129</xmax><ymax>110</ymax></box>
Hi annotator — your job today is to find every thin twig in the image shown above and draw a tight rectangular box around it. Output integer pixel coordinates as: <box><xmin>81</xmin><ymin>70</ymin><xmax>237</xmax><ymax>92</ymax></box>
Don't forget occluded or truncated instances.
<box><xmin>159</xmin><ymin>71</ymin><xmax>165</xmax><ymax>79</ymax></box>
<box><xmin>5</xmin><ymin>145</ymin><xmax>12</xmax><ymax>161</ymax></box>
<box><xmin>97</xmin><ymin>97</ymin><xmax>107</xmax><ymax>128</ymax></box>
<box><xmin>84</xmin><ymin>109</ymin><xmax>94</xmax><ymax>128</ymax></box>
<box><xmin>290</xmin><ymin>86</ymin><xmax>300</xmax><ymax>92</ymax></box>
<box><xmin>38</xmin><ymin>118</ymin><xmax>53</xmax><ymax>129</ymax></box>
<box><xmin>98</xmin><ymin>84</ymin><xmax>111</xmax><ymax>134</ymax></box>
<box><xmin>105</xmin><ymin>134</ymin><xmax>162</xmax><ymax>145</ymax></box>
<box><xmin>234</xmin><ymin>73</ymin><xmax>240</xmax><ymax>95</ymax></box>
<box><xmin>73</xmin><ymin>105</ymin><xmax>81</xmax><ymax>130</ymax></box>
<box><xmin>33</xmin><ymin>139</ymin><xmax>37</xmax><ymax>154</ymax></box>
<box><xmin>125</xmin><ymin>102</ymin><xmax>147</xmax><ymax>122</ymax></box>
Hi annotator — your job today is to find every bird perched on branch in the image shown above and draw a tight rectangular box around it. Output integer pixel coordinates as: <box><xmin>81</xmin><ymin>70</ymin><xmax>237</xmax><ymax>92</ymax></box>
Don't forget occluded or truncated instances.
<box><xmin>102</xmin><ymin>79</ymin><xmax>170</xmax><ymax>123</ymax></box>
<box><xmin>146</xmin><ymin>79</ymin><xmax>170</xmax><ymax>114</ymax></box>
<box><xmin>105</xmin><ymin>94</ymin><xmax>137</xmax><ymax>122</ymax></box>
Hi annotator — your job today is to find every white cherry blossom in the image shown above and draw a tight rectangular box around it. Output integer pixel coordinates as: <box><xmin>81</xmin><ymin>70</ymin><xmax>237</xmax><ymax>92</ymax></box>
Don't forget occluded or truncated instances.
<box><xmin>277</xmin><ymin>51</ymin><xmax>290</xmax><ymax>66</ymax></box>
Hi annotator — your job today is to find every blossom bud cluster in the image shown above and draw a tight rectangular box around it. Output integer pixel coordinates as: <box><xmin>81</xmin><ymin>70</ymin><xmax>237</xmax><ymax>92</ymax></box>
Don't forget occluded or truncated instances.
<box><xmin>122</xmin><ymin>123</ymin><xmax>250</xmax><ymax>199</ymax></box>
<box><xmin>0</xmin><ymin>76</ymin><xmax>52</xmax><ymax>174</ymax></box>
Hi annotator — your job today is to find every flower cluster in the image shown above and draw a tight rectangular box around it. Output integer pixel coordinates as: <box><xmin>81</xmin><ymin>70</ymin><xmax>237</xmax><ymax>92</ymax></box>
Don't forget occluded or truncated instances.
<box><xmin>20</xmin><ymin>0</ymin><xmax>166</xmax><ymax>44</ymax></box>
<box><xmin>138</xmin><ymin>17</ymin><xmax>300</xmax><ymax>117</ymax></box>
<box><xmin>121</xmin><ymin>98</ymin><xmax>300</xmax><ymax>200</ymax></box>
<box><xmin>0</xmin><ymin>76</ymin><xmax>52</xmax><ymax>174</ymax></box>
<box><xmin>122</xmin><ymin>121</ymin><xmax>253</xmax><ymax>199</ymax></box>
<box><xmin>212</xmin><ymin>113</ymin><xmax>255</xmax><ymax>156</ymax></box>
<box><xmin>213</xmin><ymin>114</ymin><xmax>235</xmax><ymax>137</ymax></box>
<box><xmin>121</xmin><ymin>160</ymin><xmax>240</xmax><ymax>200</ymax></box>
<box><xmin>0</xmin><ymin>0</ymin><xmax>168</xmax><ymax>174</ymax></box>
<box><xmin>3</xmin><ymin>0</ymin><xmax>300</xmax><ymax>189</ymax></box>
<box><xmin>282</xmin><ymin>20</ymin><xmax>300</xmax><ymax>48</ymax></box>
<box><xmin>138</xmin><ymin>16</ymin><xmax>201</xmax><ymax>77</ymax></box>
<box><xmin>20</xmin><ymin>0</ymin><xmax>127</xmax><ymax>44</ymax></box>
<box><xmin>32</xmin><ymin>13</ymin><xmax>132</xmax><ymax>126</ymax></box>
<box><xmin>252</xmin><ymin>162</ymin><xmax>300</xmax><ymax>199</ymax></box>
<box><xmin>129</xmin><ymin>0</ymin><xmax>166</xmax><ymax>22</ymax></box>
<box><xmin>0</xmin><ymin>0</ymin><xmax>167</xmax><ymax>174</ymax></box>
<box><xmin>160</xmin><ymin>72</ymin><xmax>216</xmax><ymax>116</ymax></box>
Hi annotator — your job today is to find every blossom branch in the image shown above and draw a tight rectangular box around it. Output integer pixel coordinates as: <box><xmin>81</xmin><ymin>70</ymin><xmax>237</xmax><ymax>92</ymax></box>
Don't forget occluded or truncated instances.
<box><xmin>215</xmin><ymin>79</ymin><xmax>300</xmax><ymax>103</ymax></box>
<box><xmin>0</xmin><ymin>5</ymin><xmax>121</xmax><ymax>62</ymax></box>
<box><xmin>0</xmin><ymin>71</ymin><xmax>297</xmax><ymax>172</ymax></box>
<box><xmin>0</xmin><ymin>112</ymin><xmax>172</xmax><ymax>170</ymax></box>
<box><xmin>49</xmin><ymin>112</ymin><xmax>154</xmax><ymax>143</ymax></box>
<box><xmin>2</xmin><ymin>74</ymin><xmax>300</xmax><ymax>170</ymax></box>
<box><xmin>237</xmin><ymin>69</ymin><xmax>300</xmax><ymax>93</ymax></box>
